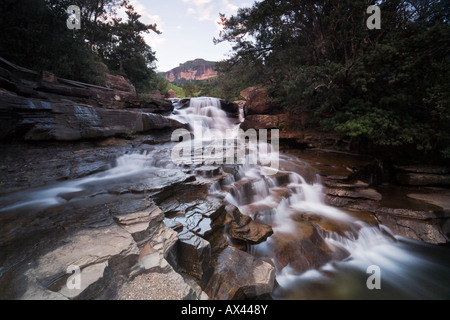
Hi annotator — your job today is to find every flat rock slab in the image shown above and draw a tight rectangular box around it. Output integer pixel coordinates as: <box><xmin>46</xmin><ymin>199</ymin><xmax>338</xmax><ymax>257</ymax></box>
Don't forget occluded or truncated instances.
<box><xmin>396</xmin><ymin>173</ymin><xmax>450</xmax><ymax>186</ymax></box>
<box><xmin>407</xmin><ymin>192</ymin><xmax>450</xmax><ymax>211</ymax></box>
<box><xmin>325</xmin><ymin>187</ymin><xmax>382</xmax><ymax>201</ymax></box>
<box><xmin>18</xmin><ymin>224</ymin><xmax>139</xmax><ymax>300</ymax></box>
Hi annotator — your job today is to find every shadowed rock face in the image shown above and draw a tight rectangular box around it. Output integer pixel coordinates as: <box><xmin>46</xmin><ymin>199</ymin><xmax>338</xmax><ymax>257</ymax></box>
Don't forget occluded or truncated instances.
<box><xmin>0</xmin><ymin>90</ymin><xmax>183</xmax><ymax>141</ymax></box>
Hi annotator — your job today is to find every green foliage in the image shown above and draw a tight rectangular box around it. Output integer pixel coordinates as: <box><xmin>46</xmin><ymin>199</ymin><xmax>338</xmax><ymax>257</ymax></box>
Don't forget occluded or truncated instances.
<box><xmin>217</xmin><ymin>0</ymin><xmax>450</xmax><ymax>162</ymax></box>
<box><xmin>167</xmin><ymin>83</ymin><xmax>185</xmax><ymax>97</ymax></box>
<box><xmin>0</xmin><ymin>0</ymin><xmax>161</xmax><ymax>92</ymax></box>
<box><xmin>182</xmin><ymin>82</ymin><xmax>201</xmax><ymax>97</ymax></box>
<box><xmin>122</xmin><ymin>125</ymin><xmax>136</xmax><ymax>140</ymax></box>
<box><xmin>0</xmin><ymin>0</ymin><xmax>106</xmax><ymax>84</ymax></box>
<box><xmin>100</xmin><ymin>1</ymin><xmax>160</xmax><ymax>93</ymax></box>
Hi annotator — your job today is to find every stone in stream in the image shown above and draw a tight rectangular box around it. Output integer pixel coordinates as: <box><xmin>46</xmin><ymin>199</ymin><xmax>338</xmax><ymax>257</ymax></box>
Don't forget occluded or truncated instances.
<box><xmin>205</xmin><ymin>246</ymin><xmax>275</xmax><ymax>300</ymax></box>
<box><xmin>324</xmin><ymin>187</ymin><xmax>382</xmax><ymax>201</ymax></box>
<box><xmin>177</xmin><ymin>230</ymin><xmax>211</xmax><ymax>281</ymax></box>
<box><xmin>270</xmin><ymin>220</ymin><xmax>349</xmax><ymax>273</ymax></box>
<box><xmin>362</xmin><ymin>206</ymin><xmax>450</xmax><ymax>244</ymax></box>
<box><xmin>396</xmin><ymin>172</ymin><xmax>450</xmax><ymax>186</ymax></box>
<box><xmin>227</xmin><ymin>205</ymin><xmax>273</xmax><ymax>245</ymax></box>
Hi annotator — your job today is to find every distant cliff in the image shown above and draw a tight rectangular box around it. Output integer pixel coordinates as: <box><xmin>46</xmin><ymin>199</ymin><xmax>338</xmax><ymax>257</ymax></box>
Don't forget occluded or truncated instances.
<box><xmin>165</xmin><ymin>59</ymin><xmax>217</xmax><ymax>82</ymax></box>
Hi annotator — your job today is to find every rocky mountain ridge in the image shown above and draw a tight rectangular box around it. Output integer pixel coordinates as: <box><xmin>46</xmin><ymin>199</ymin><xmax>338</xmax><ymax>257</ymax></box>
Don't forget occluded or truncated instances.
<box><xmin>165</xmin><ymin>59</ymin><xmax>217</xmax><ymax>82</ymax></box>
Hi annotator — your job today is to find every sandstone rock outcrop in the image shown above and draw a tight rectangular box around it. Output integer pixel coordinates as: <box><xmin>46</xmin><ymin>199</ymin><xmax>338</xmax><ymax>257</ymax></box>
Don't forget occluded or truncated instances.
<box><xmin>165</xmin><ymin>59</ymin><xmax>217</xmax><ymax>82</ymax></box>
<box><xmin>0</xmin><ymin>89</ymin><xmax>183</xmax><ymax>141</ymax></box>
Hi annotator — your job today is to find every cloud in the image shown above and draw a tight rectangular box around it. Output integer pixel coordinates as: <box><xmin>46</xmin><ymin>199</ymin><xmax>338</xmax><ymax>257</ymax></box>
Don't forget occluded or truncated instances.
<box><xmin>221</xmin><ymin>0</ymin><xmax>239</xmax><ymax>13</ymax></box>
<box><xmin>128</xmin><ymin>0</ymin><xmax>164</xmax><ymax>32</ymax></box>
<box><xmin>182</xmin><ymin>0</ymin><xmax>215</xmax><ymax>22</ymax></box>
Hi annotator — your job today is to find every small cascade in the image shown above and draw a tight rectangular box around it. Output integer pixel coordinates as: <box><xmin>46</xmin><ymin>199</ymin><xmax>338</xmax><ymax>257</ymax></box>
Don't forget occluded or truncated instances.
<box><xmin>214</xmin><ymin>149</ymin><xmax>450</xmax><ymax>299</ymax></box>
<box><xmin>171</xmin><ymin>97</ymin><xmax>235</xmax><ymax>133</ymax></box>
<box><xmin>1</xmin><ymin>95</ymin><xmax>449</xmax><ymax>300</ymax></box>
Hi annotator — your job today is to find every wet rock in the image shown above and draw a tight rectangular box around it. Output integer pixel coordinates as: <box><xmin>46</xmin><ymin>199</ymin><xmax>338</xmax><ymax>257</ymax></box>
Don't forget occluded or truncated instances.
<box><xmin>227</xmin><ymin>205</ymin><xmax>273</xmax><ymax>245</ymax></box>
<box><xmin>373</xmin><ymin>208</ymin><xmax>449</xmax><ymax>244</ymax></box>
<box><xmin>324</xmin><ymin>187</ymin><xmax>382</xmax><ymax>201</ymax></box>
<box><xmin>219</xmin><ymin>99</ymin><xmax>239</xmax><ymax>116</ymax></box>
<box><xmin>350</xmin><ymin>204</ymin><xmax>450</xmax><ymax>244</ymax></box>
<box><xmin>122</xmin><ymin>170</ymin><xmax>196</xmax><ymax>198</ymax></box>
<box><xmin>407</xmin><ymin>190</ymin><xmax>450</xmax><ymax>210</ymax></box>
<box><xmin>270</xmin><ymin>220</ymin><xmax>346</xmax><ymax>273</ymax></box>
<box><xmin>177</xmin><ymin>230</ymin><xmax>211</xmax><ymax>281</ymax></box>
<box><xmin>240</xmin><ymin>114</ymin><xmax>290</xmax><ymax>131</ymax></box>
<box><xmin>195</xmin><ymin>166</ymin><xmax>221</xmax><ymax>178</ymax></box>
<box><xmin>104</xmin><ymin>73</ymin><xmax>136</xmax><ymax>93</ymax></box>
<box><xmin>160</xmin><ymin>195</ymin><xmax>226</xmax><ymax>240</ymax></box>
<box><xmin>205</xmin><ymin>246</ymin><xmax>275</xmax><ymax>300</ymax></box>
<box><xmin>16</xmin><ymin>225</ymin><xmax>139</xmax><ymax>300</ymax></box>
<box><xmin>323</xmin><ymin>180</ymin><xmax>369</xmax><ymax>189</ymax></box>
<box><xmin>395</xmin><ymin>172</ymin><xmax>450</xmax><ymax>186</ymax></box>
<box><xmin>0</xmin><ymin>89</ymin><xmax>183</xmax><ymax>141</ymax></box>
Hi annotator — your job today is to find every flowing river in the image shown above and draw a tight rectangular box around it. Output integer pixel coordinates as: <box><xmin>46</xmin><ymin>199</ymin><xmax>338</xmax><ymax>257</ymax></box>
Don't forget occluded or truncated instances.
<box><xmin>0</xmin><ymin>97</ymin><xmax>449</xmax><ymax>299</ymax></box>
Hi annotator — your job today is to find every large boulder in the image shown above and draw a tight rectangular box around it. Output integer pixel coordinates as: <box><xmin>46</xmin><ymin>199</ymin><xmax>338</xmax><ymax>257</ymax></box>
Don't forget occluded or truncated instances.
<box><xmin>242</xmin><ymin>87</ymin><xmax>272</xmax><ymax>115</ymax></box>
<box><xmin>177</xmin><ymin>230</ymin><xmax>211</xmax><ymax>281</ymax></box>
<box><xmin>240</xmin><ymin>113</ymin><xmax>290</xmax><ymax>131</ymax></box>
<box><xmin>219</xmin><ymin>99</ymin><xmax>239</xmax><ymax>116</ymax></box>
<box><xmin>227</xmin><ymin>205</ymin><xmax>273</xmax><ymax>245</ymax></box>
<box><xmin>270</xmin><ymin>220</ymin><xmax>347</xmax><ymax>273</ymax></box>
<box><xmin>205</xmin><ymin>246</ymin><xmax>275</xmax><ymax>299</ymax></box>
<box><xmin>104</xmin><ymin>73</ymin><xmax>136</xmax><ymax>93</ymax></box>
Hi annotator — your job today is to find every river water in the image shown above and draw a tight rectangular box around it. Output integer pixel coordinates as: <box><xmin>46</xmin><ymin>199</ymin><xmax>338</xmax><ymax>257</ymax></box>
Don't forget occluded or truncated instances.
<box><xmin>0</xmin><ymin>97</ymin><xmax>449</xmax><ymax>299</ymax></box>
<box><xmin>172</xmin><ymin>97</ymin><xmax>450</xmax><ymax>299</ymax></box>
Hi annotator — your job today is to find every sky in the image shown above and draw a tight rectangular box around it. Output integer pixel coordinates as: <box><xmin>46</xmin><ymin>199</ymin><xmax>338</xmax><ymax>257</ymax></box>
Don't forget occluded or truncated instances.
<box><xmin>121</xmin><ymin>0</ymin><xmax>252</xmax><ymax>72</ymax></box>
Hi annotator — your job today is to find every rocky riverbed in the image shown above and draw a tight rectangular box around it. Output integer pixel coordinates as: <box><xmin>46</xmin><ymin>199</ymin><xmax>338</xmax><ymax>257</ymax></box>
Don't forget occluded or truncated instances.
<box><xmin>1</xmin><ymin>64</ymin><xmax>449</xmax><ymax>300</ymax></box>
<box><xmin>1</xmin><ymin>134</ymin><xmax>449</xmax><ymax>299</ymax></box>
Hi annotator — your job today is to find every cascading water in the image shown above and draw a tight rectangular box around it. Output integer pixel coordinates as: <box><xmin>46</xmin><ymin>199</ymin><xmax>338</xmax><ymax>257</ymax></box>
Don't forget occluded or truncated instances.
<box><xmin>219</xmin><ymin>163</ymin><xmax>450</xmax><ymax>299</ymax></box>
<box><xmin>174</xmin><ymin>97</ymin><xmax>450</xmax><ymax>299</ymax></box>
<box><xmin>171</xmin><ymin>97</ymin><xmax>235</xmax><ymax>133</ymax></box>
<box><xmin>0</xmin><ymin>96</ymin><xmax>449</xmax><ymax>299</ymax></box>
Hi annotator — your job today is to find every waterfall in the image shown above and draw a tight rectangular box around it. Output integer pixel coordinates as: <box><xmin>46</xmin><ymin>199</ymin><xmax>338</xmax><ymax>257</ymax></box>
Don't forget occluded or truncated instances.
<box><xmin>171</xmin><ymin>97</ymin><xmax>235</xmax><ymax>133</ymax></box>
<box><xmin>1</xmin><ymin>96</ymin><xmax>448</xmax><ymax>299</ymax></box>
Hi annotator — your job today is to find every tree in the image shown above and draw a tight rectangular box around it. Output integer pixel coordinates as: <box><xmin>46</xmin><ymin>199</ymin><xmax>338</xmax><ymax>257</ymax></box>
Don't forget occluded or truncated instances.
<box><xmin>183</xmin><ymin>82</ymin><xmax>201</xmax><ymax>97</ymax></box>
<box><xmin>0</xmin><ymin>0</ymin><xmax>161</xmax><ymax>92</ymax></box>
<box><xmin>0</xmin><ymin>0</ymin><xmax>107</xmax><ymax>84</ymax></box>
<box><xmin>216</xmin><ymin>0</ymin><xmax>450</xmax><ymax>163</ymax></box>
<box><xmin>102</xmin><ymin>0</ymin><xmax>161</xmax><ymax>92</ymax></box>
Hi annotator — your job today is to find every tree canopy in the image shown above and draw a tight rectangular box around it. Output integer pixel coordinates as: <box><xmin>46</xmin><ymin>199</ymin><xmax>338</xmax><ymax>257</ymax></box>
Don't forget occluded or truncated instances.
<box><xmin>216</xmin><ymin>0</ymin><xmax>450</xmax><ymax>163</ymax></box>
<box><xmin>0</xmin><ymin>0</ymin><xmax>161</xmax><ymax>92</ymax></box>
